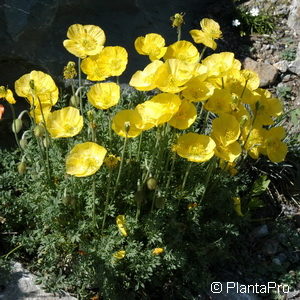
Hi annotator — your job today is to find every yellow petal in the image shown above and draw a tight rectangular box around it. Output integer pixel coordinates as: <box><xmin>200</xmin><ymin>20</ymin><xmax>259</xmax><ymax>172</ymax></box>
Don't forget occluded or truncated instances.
<box><xmin>112</xmin><ymin>109</ymin><xmax>143</xmax><ymax>138</ymax></box>
<box><xmin>168</xmin><ymin>100</ymin><xmax>197</xmax><ymax>130</ymax></box>
<box><xmin>87</xmin><ymin>82</ymin><xmax>120</xmax><ymax>109</ymax></box>
<box><xmin>66</xmin><ymin>142</ymin><xmax>107</xmax><ymax>177</ymax></box>
<box><xmin>164</xmin><ymin>41</ymin><xmax>200</xmax><ymax>64</ymax></box>
<box><xmin>116</xmin><ymin>215</ymin><xmax>128</xmax><ymax>237</ymax></box>
<box><xmin>173</xmin><ymin>133</ymin><xmax>216</xmax><ymax>162</ymax></box>
<box><xmin>46</xmin><ymin>106</ymin><xmax>83</xmax><ymax>138</ymax></box>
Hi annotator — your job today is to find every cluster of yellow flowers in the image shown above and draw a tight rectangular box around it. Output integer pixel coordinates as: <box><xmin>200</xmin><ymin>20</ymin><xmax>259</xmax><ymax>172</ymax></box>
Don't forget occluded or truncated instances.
<box><xmin>1</xmin><ymin>18</ymin><xmax>287</xmax><ymax>180</ymax></box>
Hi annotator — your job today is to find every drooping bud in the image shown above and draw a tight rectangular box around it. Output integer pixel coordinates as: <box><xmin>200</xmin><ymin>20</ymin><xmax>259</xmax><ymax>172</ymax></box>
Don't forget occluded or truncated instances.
<box><xmin>87</xmin><ymin>110</ymin><xmax>94</xmax><ymax>122</ymax></box>
<box><xmin>19</xmin><ymin>138</ymin><xmax>27</xmax><ymax>149</ymax></box>
<box><xmin>70</xmin><ymin>95</ymin><xmax>80</xmax><ymax>107</ymax></box>
<box><xmin>12</xmin><ymin>119</ymin><xmax>23</xmax><ymax>134</ymax></box>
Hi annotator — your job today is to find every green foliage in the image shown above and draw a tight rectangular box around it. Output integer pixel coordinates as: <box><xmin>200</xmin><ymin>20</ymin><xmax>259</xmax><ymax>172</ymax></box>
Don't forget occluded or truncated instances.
<box><xmin>233</xmin><ymin>3</ymin><xmax>276</xmax><ymax>35</ymax></box>
<box><xmin>281</xmin><ymin>48</ymin><xmax>297</xmax><ymax>61</ymax></box>
<box><xmin>276</xmin><ymin>85</ymin><xmax>292</xmax><ymax>101</ymax></box>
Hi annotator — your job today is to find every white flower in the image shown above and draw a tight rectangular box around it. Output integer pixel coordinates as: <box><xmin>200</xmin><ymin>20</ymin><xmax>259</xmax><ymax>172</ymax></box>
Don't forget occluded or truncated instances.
<box><xmin>232</xmin><ymin>19</ymin><xmax>241</xmax><ymax>27</ymax></box>
<box><xmin>249</xmin><ymin>7</ymin><xmax>259</xmax><ymax>17</ymax></box>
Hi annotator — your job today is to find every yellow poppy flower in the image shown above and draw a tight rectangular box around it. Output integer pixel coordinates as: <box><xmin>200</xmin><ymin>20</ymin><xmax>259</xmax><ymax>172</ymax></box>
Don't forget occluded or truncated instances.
<box><xmin>66</xmin><ymin>142</ymin><xmax>107</xmax><ymax>177</ymax></box>
<box><xmin>46</xmin><ymin>107</ymin><xmax>83</xmax><ymax>138</ymax></box>
<box><xmin>30</xmin><ymin>104</ymin><xmax>52</xmax><ymax>124</ymax></box>
<box><xmin>214</xmin><ymin>141</ymin><xmax>242</xmax><ymax>162</ymax></box>
<box><xmin>113</xmin><ymin>250</ymin><xmax>126</xmax><ymax>260</ymax></box>
<box><xmin>116</xmin><ymin>215</ymin><xmax>128</xmax><ymax>237</ymax></box>
<box><xmin>81</xmin><ymin>46</ymin><xmax>128</xmax><ymax>80</ymax></box>
<box><xmin>112</xmin><ymin>109</ymin><xmax>143</xmax><ymax>138</ymax></box>
<box><xmin>164</xmin><ymin>41</ymin><xmax>200</xmax><ymax>64</ymax></box>
<box><xmin>15</xmin><ymin>71</ymin><xmax>59</xmax><ymax>106</ymax></box>
<box><xmin>0</xmin><ymin>86</ymin><xmax>16</xmax><ymax>104</ymax></box>
<box><xmin>87</xmin><ymin>82</ymin><xmax>120</xmax><ymax>110</ymax></box>
<box><xmin>129</xmin><ymin>60</ymin><xmax>163</xmax><ymax>91</ymax></box>
<box><xmin>202</xmin><ymin>52</ymin><xmax>241</xmax><ymax>79</ymax></box>
<box><xmin>242</xmin><ymin>126</ymin><xmax>265</xmax><ymax>159</ymax></box>
<box><xmin>190</xmin><ymin>18</ymin><xmax>222</xmax><ymax>50</ymax></box>
<box><xmin>155</xmin><ymin>59</ymin><xmax>195</xmax><ymax>93</ymax></box>
<box><xmin>63</xmin><ymin>24</ymin><xmax>105</xmax><ymax>58</ymax></box>
<box><xmin>251</xmin><ymin>89</ymin><xmax>282</xmax><ymax>126</ymax></box>
<box><xmin>135</xmin><ymin>93</ymin><xmax>181</xmax><ymax>129</ymax></box>
<box><xmin>211</xmin><ymin>114</ymin><xmax>240</xmax><ymax>147</ymax></box>
<box><xmin>182</xmin><ymin>77</ymin><xmax>215</xmax><ymax>102</ymax></box>
<box><xmin>264</xmin><ymin>127</ymin><xmax>287</xmax><ymax>163</ymax></box>
<box><xmin>168</xmin><ymin>100</ymin><xmax>197</xmax><ymax>130</ymax></box>
<box><xmin>152</xmin><ymin>248</ymin><xmax>164</xmax><ymax>255</ymax></box>
<box><xmin>204</xmin><ymin>88</ymin><xmax>233</xmax><ymax>114</ymax></box>
<box><xmin>173</xmin><ymin>132</ymin><xmax>216</xmax><ymax>162</ymax></box>
<box><xmin>134</xmin><ymin>33</ymin><xmax>167</xmax><ymax>61</ymax></box>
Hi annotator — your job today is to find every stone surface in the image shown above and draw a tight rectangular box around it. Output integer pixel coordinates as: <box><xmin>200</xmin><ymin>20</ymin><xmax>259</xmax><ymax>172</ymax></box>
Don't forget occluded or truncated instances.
<box><xmin>288</xmin><ymin>0</ymin><xmax>300</xmax><ymax>36</ymax></box>
<box><xmin>273</xmin><ymin>60</ymin><xmax>289</xmax><ymax>73</ymax></box>
<box><xmin>288</xmin><ymin>59</ymin><xmax>300</xmax><ymax>75</ymax></box>
<box><xmin>250</xmin><ymin>225</ymin><xmax>269</xmax><ymax>239</ymax></box>
<box><xmin>0</xmin><ymin>262</ymin><xmax>77</xmax><ymax>300</ymax></box>
<box><xmin>243</xmin><ymin>57</ymin><xmax>279</xmax><ymax>87</ymax></box>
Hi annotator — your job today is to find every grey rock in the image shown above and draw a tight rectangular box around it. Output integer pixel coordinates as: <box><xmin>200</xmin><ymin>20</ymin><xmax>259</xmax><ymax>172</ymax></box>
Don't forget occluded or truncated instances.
<box><xmin>288</xmin><ymin>59</ymin><xmax>300</xmax><ymax>75</ymax></box>
<box><xmin>262</xmin><ymin>239</ymin><xmax>279</xmax><ymax>256</ymax></box>
<box><xmin>243</xmin><ymin>57</ymin><xmax>279</xmax><ymax>87</ymax></box>
<box><xmin>288</xmin><ymin>0</ymin><xmax>300</xmax><ymax>36</ymax></box>
<box><xmin>273</xmin><ymin>60</ymin><xmax>289</xmax><ymax>73</ymax></box>
<box><xmin>0</xmin><ymin>262</ymin><xmax>77</xmax><ymax>300</ymax></box>
<box><xmin>286</xmin><ymin>290</ymin><xmax>300</xmax><ymax>299</ymax></box>
<box><xmin>250</xmin><ymin>225</ymin><xmax>269</xmax><ymax>239</ymax></box>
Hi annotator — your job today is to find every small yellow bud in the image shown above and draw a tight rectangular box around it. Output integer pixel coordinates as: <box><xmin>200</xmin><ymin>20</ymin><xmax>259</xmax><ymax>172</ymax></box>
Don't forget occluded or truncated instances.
<box><xmin>87</xmin><ymin>110</ymin><xmax>94</xmax><ymax>122</ymax></box>
<box><xmin>12</xmin><ymin>119</ymin><xmax>23</xmax><ymax>134</ymax></box>
<box><xmin>17</xmin><ymin>161</ymin><xmax>27</xmax><ymax>175</ymax></box>
<box><xmin>152</xmin><ymin>248</ymin><xmax>164</xmax><ymax>255</ymax></box>
<box><xmin>34</xmin><ymin>124</ymin><xmax>45</xmax><ymax>137</ymax></box>
<box><xmin>146</xmin><ymin>177</ymin><xmax>157</xmax><ymax>190</ymax></box>
<box><xmin>170</xmin><ymin>12</ymin><xmax>185</xmax><ymax>28</ymax></box>
<box><xmin>63</xmin><ymin>61</ymin><xmax>77</xmax><ymax>79</ymax></box>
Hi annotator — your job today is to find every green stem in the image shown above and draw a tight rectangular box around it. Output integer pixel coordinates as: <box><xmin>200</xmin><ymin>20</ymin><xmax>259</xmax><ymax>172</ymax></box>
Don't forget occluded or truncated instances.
<box><xmin>78</xmin><ymin>57</ymin><xmax>83</xmax><ymax>116</ymax></box>
<box><xmin>101</xmin><ymin>168</ymin><xmax>112</xmax><ymax>233</ymax></box>
<box><xmin>177</xmin><ymin>26</ymin><xmax>182</xmax><ymax>41</ymax></box>
<box><xmin>199</xmin><ymin>159</ymin><xmax>215</xmax><ymax>205</ymax></box>
<box><xmin>37</xmin><ymin>97</ymin><xmax>51</xmax><ymax>181</ymax></box>
<box><xmin>182</xmin><ymin>162</ymin><xmax>192</xmax><ymax>190</ymax></box>
<box><xmin>2</xmin><ymin>244</ymin><xmax>22</xmax><ymax>259</ymax></box>
<box><xmin>136</xmin><ymin>131</ymin><xmax>143</xmax><ymax>162</ymax></box>
<box><xmin>92</xmin><ymin>177</ymin><xmax>97</xmax><ymax>228</ymax></box>
<box><xmin>199</xmin><ymin>46</ymin><xmax>207</xmax><ymax>61</ymax></box>
<box><xmin>166</xmin><ymin>152</ymin><xmax>176</xmax><ymax>190</ymax></box>
<box><xmin>113</xmin><ymin>135</ymin><xmax>128</xmax><ymax>197</ymax></box>
<box><xmin>8</xmin><ymin>103</ymin><xmax>22</xmax><ymax>152</ymax></box>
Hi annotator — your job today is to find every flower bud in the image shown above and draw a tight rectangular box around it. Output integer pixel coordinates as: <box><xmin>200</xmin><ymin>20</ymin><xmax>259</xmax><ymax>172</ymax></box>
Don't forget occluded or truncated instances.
<box><xmin>87</xmin><ymin>110</ymin><xmax>94</xmax><ymax>121</ymax></box>
<box><xmin>12</xmin><ymin>119</ymin><xmax>23</xmax><ymax>134</ymax></box>
<box><xmin>34</xmin><ymin>124</ymin><xmax>45</xmax><ymax>137</ymax></box>
<box><xmin>19</xmin><ymin>138</ymin><xmax>27</xmax><ymax>149</ymax></box>
<box><xmin>70</xmin><ymin>95</ymin><xmax>80</xmax><ymax>107</ymax></box>
<box><xmin>147</xmin><ymin>177</ymin><xmax>157</xmax><ymax>190</ymax></box>
<box><xmin>17</xmin><ymin>161</ymin><xmax>27</xmax><ymax>175</ymax></box>
<box><xmin>43</xmin><ymin>137</ymin><xmax>50</xmax><ymax>148</ymax></box>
